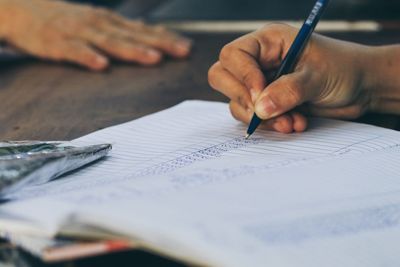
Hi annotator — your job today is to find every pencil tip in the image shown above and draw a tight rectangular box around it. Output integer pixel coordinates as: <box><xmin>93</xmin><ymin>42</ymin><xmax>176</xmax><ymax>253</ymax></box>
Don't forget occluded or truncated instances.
<box><xmin>245</xmin><ymin>134</ymin><xmax>251</xmax><ymax>140</ymax></box>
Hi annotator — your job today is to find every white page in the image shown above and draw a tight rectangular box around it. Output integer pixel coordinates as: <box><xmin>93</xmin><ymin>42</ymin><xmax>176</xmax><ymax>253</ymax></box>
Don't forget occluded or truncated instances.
<box><xmin>1</xmin><ymin>101</ymin><xmax>400</xmax><ymax>267</ymax></box>
<box><xmin>6</xmin><ymin>101</ymin><xmax>400</xmax><ymax>201</ymax></box>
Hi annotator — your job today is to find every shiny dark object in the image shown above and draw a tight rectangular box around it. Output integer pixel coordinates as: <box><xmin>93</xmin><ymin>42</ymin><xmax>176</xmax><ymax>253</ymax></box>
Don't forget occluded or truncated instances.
<box><xmin>0</xmin><ymin>141</ymin><xmax>112</xmax><ymax>197</ymax></box>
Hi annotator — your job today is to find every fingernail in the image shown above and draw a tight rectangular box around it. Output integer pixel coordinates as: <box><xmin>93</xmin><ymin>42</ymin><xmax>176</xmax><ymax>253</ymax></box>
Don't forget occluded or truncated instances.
<box><xmin>174</xmin><ymin>40</ymin><xmax>192</xmax><ymax>54</ymax></box>
<box><xmin>255</xmin><ymin>96</ymin><xmax>277</xmax><ymax>119</ymax></box>
<box><xmin>249</xmin><ymin>88</ymin><xmax>259</xmax><ymax>103</ymax></box>
<box><xmin>145</xmin><ymin>49</ymin><xmax>162</xmax><ymax>60</ymax></box>
<box><xmin>95</xmin><ymin>56</ymin><xmax>108</xmax><ymax>66</ymax></box>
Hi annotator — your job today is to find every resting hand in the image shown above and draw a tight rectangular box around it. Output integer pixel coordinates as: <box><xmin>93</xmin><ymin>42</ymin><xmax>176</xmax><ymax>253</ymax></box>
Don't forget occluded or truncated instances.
<box><xmin>0</xmin><ymin>0</ymin><xmax>192</xmax><ymax>70</ymax></box>
<box><xmin>208</xmin><ymin>24</ymin><xmax>372</xmax><ymax>133</ymax></box>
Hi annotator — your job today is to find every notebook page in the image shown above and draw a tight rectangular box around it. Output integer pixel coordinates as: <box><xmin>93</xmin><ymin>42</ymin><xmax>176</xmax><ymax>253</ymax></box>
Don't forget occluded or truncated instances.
<box><xmin>1</xmin><ymin>101</ymin><xmax>400</xmax><ymax>267</ymax></box>
<box><xmin>74</xmin><ymin>146</ymin><xmax>400</xmax><ymax>267</ymax></box>
<box><xmin>5</xmin><ymin>100</ymin><xmax>400</xmax><ymax>200</ymax></box>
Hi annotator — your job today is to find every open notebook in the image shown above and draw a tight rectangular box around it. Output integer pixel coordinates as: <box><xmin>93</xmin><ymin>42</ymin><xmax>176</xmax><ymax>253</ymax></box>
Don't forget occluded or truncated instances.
<box><xmin>1</xmin><ymin>100</ymin><xmax>400</xmax><ymax>267</ymax></box>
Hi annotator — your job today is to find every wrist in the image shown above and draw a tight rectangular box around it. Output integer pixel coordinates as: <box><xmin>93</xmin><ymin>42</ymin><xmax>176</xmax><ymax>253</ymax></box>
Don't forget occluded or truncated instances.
<box><xmin>0</xmin><ymin>0</ymin><xmax>48</xmax><ymax>39</ymax></box>
<box><xmin>360</xmin><ymin>46</ymin><xmax>384</xmax><ymax>95</ymax></box>
<box><xmin>361</xmin><ymin>45</ymin><xmax>400</xmax><ymax>114</ymax></box>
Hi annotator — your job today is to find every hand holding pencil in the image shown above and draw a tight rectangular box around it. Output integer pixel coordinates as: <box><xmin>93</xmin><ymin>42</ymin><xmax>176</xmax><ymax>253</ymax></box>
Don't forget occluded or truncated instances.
<box><xmin>208</xmin><ymin>21</ymin><xmax>380</xmax><ymax>134</ymax></box>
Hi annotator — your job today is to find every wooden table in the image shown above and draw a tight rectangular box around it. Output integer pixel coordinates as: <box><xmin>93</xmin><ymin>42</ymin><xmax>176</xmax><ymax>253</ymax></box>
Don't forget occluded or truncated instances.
<box><xmin>0</xmin><ymin>34</ymin><xmax>222</xmax><ymax>141</ymax></box>
<box><xmin>1</xmin><ymin>31</ymin><xmax>400</xmax><ymax>142</ymax></box>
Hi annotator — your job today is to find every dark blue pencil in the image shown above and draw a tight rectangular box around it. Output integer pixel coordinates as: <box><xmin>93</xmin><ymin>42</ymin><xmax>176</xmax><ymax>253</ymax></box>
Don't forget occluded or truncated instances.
<box><xmin>245</xmin><ymin>0</ymin><xmax>330</xmax><ymax>139</ymax></box>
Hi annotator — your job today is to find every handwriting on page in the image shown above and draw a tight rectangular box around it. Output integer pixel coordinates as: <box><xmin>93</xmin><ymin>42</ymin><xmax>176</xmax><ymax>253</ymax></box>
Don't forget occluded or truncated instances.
<box><xmin>5</xmin><ymin>101</ymin><xmax>400</xmax><ymax>202</ymax></box>
<box><xmin>6</xmin><ymin>130</ymin><xmax>385</xmax><ymax>200</ymax></box>
<box><xmin>3</xmin><ymin>101</ymin><xmax>400</xmax><ymax>267</ymax></box>
<box><xmin>132</xmin><ymin>137</ymin><xmax>265</xmax><ymax>177</ymax></box>
<box><xmin>245</xmin><ymin>202</ymin><xmax>400</xmax><ymax>245</ymax></box>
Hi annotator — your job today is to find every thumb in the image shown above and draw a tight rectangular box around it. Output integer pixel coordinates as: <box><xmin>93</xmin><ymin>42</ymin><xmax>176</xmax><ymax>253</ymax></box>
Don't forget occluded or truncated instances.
<box><xmin>254</xmin><ymin>71</ymin><xmax>314</xmax><ymax>120</ymax></box>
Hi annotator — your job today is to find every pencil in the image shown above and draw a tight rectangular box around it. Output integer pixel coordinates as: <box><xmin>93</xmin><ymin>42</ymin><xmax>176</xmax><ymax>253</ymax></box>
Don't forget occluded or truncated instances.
<box><xmin>245</xmin><ymin>0</ymin><xmax>330</xmax><ymax>139</ymax></box>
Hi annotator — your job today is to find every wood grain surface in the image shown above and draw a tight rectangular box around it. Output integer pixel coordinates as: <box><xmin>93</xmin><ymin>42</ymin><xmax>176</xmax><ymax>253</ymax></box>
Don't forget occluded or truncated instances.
<box><xmin>1</xmin><ymin>31</ymin><xmax>400</xmax><ymax>141</ymax></box>
<box><xmin>0</xmin><ymin>33</ymin><xmax>230</xmax><ymax>141</ymax></box>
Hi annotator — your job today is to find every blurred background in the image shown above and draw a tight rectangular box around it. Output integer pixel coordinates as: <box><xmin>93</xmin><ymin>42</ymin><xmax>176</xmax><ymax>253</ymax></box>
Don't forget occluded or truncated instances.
<box><xmin>145</xmin><ymin>0</ymin><xmax>400</xmax><ymax>21</ymax></box>
<box><xmin>74</xmin><ymin>0</ymin><xmax>400</xmax><ymax>21</ymax></box>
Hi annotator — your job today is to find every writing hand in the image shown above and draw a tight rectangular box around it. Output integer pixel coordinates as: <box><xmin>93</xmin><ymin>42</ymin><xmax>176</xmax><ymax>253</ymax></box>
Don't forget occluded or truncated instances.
<box><xmin>208</xmin><ymin>24</ymin><xmax>372</xmax><ymax>133</ymax></box>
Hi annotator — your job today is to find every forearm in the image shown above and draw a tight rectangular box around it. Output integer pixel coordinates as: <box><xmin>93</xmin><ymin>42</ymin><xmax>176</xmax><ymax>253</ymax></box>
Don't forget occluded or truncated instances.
<box><xmin>363</xmin><ymin>45</ymin><xmax>400</xmax><ymax>115</ymax></box>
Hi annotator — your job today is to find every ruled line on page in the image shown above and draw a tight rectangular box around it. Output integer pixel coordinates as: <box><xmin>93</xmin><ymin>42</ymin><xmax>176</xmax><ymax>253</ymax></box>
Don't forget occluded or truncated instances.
<box><xmin>6</xmin><ymin>101</ymin><xmax>400</xmax><ymax>200</ymax></box>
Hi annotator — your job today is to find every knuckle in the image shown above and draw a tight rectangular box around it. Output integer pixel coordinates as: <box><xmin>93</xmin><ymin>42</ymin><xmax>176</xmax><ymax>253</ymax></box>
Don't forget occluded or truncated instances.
<box><xmin>235</xmin><ymin>94</ymin><xmax>248</xmax><ymax>108</ymax></box>
<box><xmin>219</xmin><ymin>44</ymin><xmax>234</xmax><ymax>63</ymax></box>
<box><xmin>258</xmin><ymin>23</ymin><xmax>297</xmax><ymax>45</ymax></box>
<box><xmin>242</xmin><ymin>70</ymin><xmax>254</xmax><ymax>88</ymax></box>
<box><xmin>261</xmin><ymin>23</ymin><xmax>291</xmax><ymax>34</ymax></box>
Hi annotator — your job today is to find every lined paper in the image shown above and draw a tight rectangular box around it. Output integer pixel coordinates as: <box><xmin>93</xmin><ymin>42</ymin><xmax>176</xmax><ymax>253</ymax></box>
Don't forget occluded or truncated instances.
<box><xmin>2</xmin><ymin>101</ymin><xmax>400</xmax><ymax>267</ymax></box>
<box><xmin>6</xmin><ymin>101</ymin><xmax>399</xmax><ymax>200</ymax></box>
